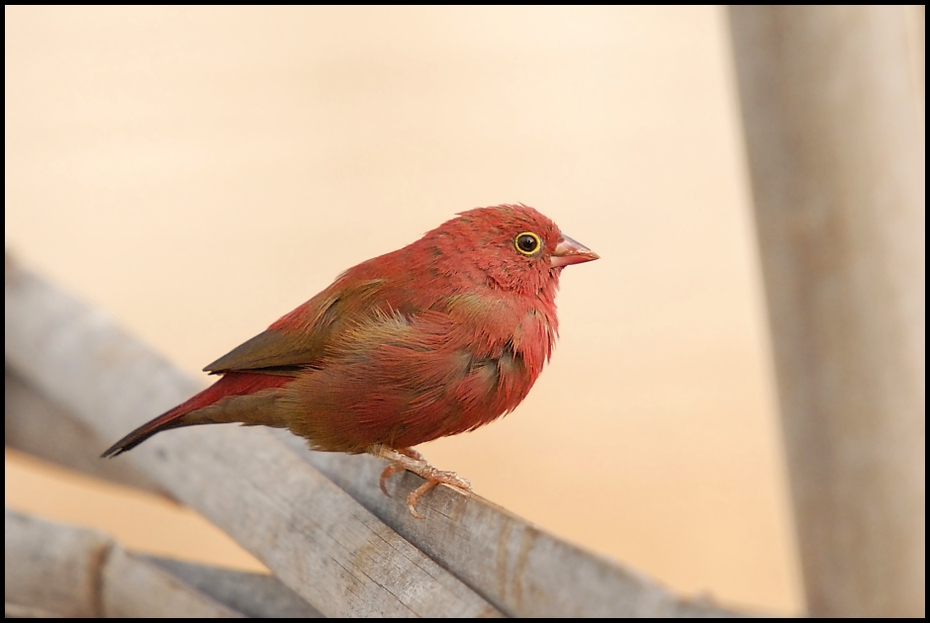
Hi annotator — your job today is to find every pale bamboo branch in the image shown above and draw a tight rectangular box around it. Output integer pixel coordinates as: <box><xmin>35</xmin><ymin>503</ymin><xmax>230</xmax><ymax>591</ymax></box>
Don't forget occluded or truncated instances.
<box><xmin>5</xmin><ymin>253</ymin><xmax>750</xmax><ymax>617</ymax></box>
<box><xmin>5</xmin><ymin>508</ymin><xmax>258</xmax><ymax>617</ymax></box>
<box><xmin>5</xmin><ymin>368</ymin><xmax>167</xmax><ymax>498</ymax></box>
<box><xmin>138</xmin><ymin>555</ymin><xmax>322</xmax><ymax>618</ymax></box>
<box><xmin>728</xmin><ymin>6</ymin><xmax>925</xmax><ymax>618</ymax></box>
<box><xmin>4</xmin><ymin>255</ymin><xmax>500</xmax><ymax>618</ymax></box>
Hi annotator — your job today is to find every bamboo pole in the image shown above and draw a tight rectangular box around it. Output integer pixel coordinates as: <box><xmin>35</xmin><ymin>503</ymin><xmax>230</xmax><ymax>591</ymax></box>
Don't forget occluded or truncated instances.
<box><xmin>6</xmin><ymin>507</ymin><xmax>113</xmax><ymax>617</ymax></box>
<box><xmin>6</xmin><ymin>368</ymin><xmax>746</xmax><ymax>618</ymax></box>
<box><xmin>138</xmin><ymin>555</ymin><xmax>322</xmax><ymax>618</ymax></box>
<box><xmin>286</xmin><ymin>437</ymin><xmax>740</xmax><ymax>618</ymax></box>
<box><xmin>4</xmin><ymin>255</ymin><xmax>501</xmax><ymax>618</ymax></box>
<box><xmin>5</xmin><ymin>367</ymin><xmax>168</xmax><ymax>497</ymax></box>
<box><xmin>5</xmin><ymin>508</ymin><xmax>238</xmax><ymax>617</ymax></box>
<box><xmin>5</xmin><ymin>253</ymin><xmax>749</xmax><ymax>617</ymax></box>
<box><xmin>4</xmin><ymin>508</ymin><xmax>322</xmax><ymax>617</ymax></box>
<box><xmin>728</xmin><ymin>6</ymin><xmax>925</xmax><ymax>617</ymax></box>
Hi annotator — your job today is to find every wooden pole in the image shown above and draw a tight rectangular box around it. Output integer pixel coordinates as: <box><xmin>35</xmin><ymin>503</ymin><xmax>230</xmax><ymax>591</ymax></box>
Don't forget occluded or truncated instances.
<box><xmin>4</xmin><ymin>508</ymin><xmax>322</xmax><ymax>617</ymax></box>
<box><xmin>5</xmin><ymin>255</ymin><xmax>748</xmax><ymax>617</ymax></box>
<box><xmin>728</xmin><ymin>6</ymin><xmax>925</xmax><ymax>617</ymax></box>
<box><xmin>4</xmin><ymin>255</ymin><xmax>501</xmax><ymax>618</ymax></box>
<box><xmin>5</xmin><ymin>508</ymin><xmax>241</xmax><ymax>617</ymax></box>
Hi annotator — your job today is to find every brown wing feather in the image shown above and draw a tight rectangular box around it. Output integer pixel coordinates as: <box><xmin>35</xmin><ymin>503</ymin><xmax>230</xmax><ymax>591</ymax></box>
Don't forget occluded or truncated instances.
<box><xmin>203</xmin><ymin>278</ymin><xmax>388</xmax><ymax>374</ymax></box>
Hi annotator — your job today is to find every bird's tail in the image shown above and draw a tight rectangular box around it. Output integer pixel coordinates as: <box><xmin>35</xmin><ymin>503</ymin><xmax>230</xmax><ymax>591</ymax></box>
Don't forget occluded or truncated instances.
<box><xmin>100</xmin><ymin>371</ymin><xmax>294</xmax><ymax>458</ymax></box>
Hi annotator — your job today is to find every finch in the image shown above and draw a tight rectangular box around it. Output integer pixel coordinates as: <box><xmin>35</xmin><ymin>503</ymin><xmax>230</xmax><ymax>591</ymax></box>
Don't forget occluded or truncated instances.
<box><xmin>103</xmin><ymin>204</ymin><xmax>598</xmax><ymax>516</ymax></box>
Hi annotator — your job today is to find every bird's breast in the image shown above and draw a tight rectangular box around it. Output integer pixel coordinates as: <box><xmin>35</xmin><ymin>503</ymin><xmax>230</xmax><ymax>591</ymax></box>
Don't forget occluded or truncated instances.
<box><xmin>283</xmin><ymin>296</ymin><xmax>557</xmax><ymax>452</ymax></box>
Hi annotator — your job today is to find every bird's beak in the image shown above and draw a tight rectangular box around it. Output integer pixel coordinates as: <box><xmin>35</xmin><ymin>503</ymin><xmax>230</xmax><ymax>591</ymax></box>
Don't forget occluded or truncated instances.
<box><xmin>551</xmin><ymin>235</ymin><xmax>599</xmax><ymax>267</ymax></box>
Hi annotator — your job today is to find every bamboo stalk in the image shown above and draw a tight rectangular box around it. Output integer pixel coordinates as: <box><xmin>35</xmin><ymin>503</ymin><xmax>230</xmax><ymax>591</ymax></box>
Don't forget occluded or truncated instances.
<box><xmin>5</xmin><ymin>368</ymin><xmax>168</xmax><ymax>498</ymax></box>
<box><xmin>4</xmin><ymin>255</ymin><xmax>500</xmax><ymax>618</ymax></box>
<box><xmin>5</xmin><ymin>508</ymin><xmax>247</xmax><ymax>617</ymax></box>
<box><xmin>5</xmin><ymin>253</ymin><xmax>750</xmax><ymax>617</ymax></box>
<box><xmin>728</xmin><ymin>6</ymin><xmax>925</xmax><ymax>617</ymax></box>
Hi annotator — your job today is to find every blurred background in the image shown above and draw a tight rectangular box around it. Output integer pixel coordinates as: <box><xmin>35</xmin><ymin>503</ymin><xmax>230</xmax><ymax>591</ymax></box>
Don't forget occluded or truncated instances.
<box><xmin>5</xmin><ymin>6</ymin><xmax>799</xmax><ymax>613</ymax></box>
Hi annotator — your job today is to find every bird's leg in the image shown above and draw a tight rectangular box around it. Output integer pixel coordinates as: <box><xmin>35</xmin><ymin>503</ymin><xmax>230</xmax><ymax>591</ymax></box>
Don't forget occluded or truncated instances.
<box><xmin>371</xmin><ymin>445</ymin><xmax>472</xmax><ymax>518</ymax></box>
<box><xmin>377</xmin><ymin>446</ymin><xmax>423</xmax><ymax>495</ymax></box>
<box><xmin>379</xmin><ymin>463</ymin><xmax>405</xmax><ymax>496</ymax></box>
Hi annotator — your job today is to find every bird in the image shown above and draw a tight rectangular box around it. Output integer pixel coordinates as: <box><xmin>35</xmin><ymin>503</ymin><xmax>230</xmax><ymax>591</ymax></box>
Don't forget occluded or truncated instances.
<box><xmin>102</xmin><ymin>204</ymin><xmax>598</xmax><ymax>517</ymax></box>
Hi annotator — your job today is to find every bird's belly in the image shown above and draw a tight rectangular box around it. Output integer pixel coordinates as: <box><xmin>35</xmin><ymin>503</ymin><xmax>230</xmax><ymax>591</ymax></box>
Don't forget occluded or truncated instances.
<box><xmin>284</xmin><ymin>344</ymin><xmax>539</xmax><ymax>453</ymax></box>
<box><xmin>390</xmin><ymin>353</ymin><xmax>536</xmax><ymax>448</ymax></box>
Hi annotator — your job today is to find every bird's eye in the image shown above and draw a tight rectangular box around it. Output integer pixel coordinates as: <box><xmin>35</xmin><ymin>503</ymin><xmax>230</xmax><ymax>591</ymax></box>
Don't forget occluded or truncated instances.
<box><xmin>514</xmin><ymin>232</ymin><xmax>541</xmax><ymax>255</ymax></box>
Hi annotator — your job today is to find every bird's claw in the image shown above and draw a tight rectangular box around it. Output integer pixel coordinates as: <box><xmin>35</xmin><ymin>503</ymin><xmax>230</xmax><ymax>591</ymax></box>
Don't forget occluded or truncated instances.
<box><xmin>404</xmin><ymin>470</ymin><xmax>472</xmax><ymax>518</ymax></box>
<box><xmin>406</xmin><ymin>481</ymin><xmax>437</xmax><ymax>519</ymax></box>
<box><xmin>372</xmin><ymin>446</ymin><xmax>472</xmax><ymax>518</ymax></box>
<box><xmin>379</xmin><ymin>463</ymin><xmax>404</xmax><ymax>496</ymax></box>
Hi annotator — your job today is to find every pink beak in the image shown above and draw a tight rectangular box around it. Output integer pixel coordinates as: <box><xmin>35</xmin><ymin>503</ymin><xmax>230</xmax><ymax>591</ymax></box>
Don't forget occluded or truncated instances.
<box><xmin>551</xmin><ymin>235</ymin><xmax>599</xmax><ymax>267</ymax></box>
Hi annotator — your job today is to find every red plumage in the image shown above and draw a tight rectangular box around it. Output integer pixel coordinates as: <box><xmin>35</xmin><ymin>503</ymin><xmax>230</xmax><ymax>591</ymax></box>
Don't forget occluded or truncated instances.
<box><xmin>102</xmin><ymin>204</ymin><xmax>597</xmax><ymax>515</ymax></box>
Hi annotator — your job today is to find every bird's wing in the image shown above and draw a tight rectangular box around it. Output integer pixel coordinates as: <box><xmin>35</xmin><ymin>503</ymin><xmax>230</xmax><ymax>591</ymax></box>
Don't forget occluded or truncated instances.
<box><xmin>203</xmin><ymin>278</ymin><xmax>388</xmax><ymax>373</ymax></box>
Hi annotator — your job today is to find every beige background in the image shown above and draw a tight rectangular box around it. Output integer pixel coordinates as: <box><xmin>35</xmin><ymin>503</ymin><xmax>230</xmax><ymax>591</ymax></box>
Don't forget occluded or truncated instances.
<box><xmin>5</xmin><ymin>6</ymin><xmax>801</xmax><ymax>614</ymax></box>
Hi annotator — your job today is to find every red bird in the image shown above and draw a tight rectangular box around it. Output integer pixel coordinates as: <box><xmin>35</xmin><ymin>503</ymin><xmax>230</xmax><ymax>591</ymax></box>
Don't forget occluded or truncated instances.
<box><xmin>103</xmin><ymin>204</ymin><xmax>598</xmax><ymax>516</ymax></box>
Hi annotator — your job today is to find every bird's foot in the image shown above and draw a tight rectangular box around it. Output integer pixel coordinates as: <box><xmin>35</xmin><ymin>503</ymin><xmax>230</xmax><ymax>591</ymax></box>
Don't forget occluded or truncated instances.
<box><xmin>404</xmin><ymin>463</ymin><xmax>472</xmax><ymax>519</ymax></box>
<box><xmin>377</xmin><ymin>446</ymin><xmax>425</xmax><ymax>495</ymax></box>
<box><xmin>372</xmin><ymin>446</ymin><xmax>471</xmax><ymax>519</ymax></box>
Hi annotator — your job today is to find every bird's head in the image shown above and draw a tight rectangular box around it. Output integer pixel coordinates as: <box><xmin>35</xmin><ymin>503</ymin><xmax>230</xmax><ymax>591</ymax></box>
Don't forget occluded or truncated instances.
<box><xmin>424</xmin><ymin>204</ymin><xmax>598</xmax><ymax>295</ymax></box>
